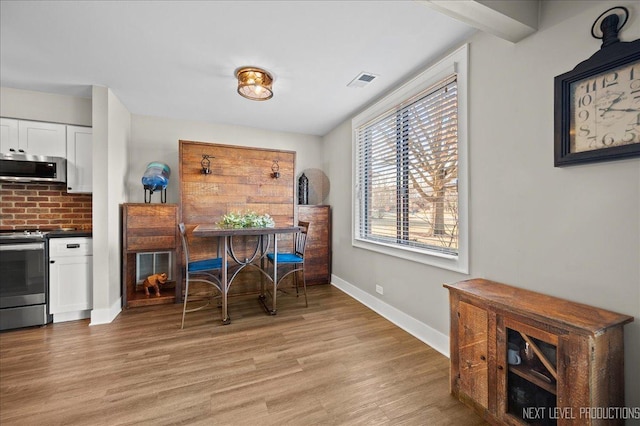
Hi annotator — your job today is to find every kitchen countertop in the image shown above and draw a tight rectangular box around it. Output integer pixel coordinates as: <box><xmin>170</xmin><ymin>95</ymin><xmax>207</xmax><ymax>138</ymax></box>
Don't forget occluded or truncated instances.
<box><xmin>47</xmin><ymin>230</ymin><xmax>92</xmax><ymax>238</ymax></box>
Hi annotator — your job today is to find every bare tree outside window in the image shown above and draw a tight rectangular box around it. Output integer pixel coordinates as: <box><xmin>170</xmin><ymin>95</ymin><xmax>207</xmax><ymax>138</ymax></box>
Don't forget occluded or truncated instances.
<box><xmin>356</xmin><ymin>75</ymin><xmax>459</xmax><ymax>255</ymax></box>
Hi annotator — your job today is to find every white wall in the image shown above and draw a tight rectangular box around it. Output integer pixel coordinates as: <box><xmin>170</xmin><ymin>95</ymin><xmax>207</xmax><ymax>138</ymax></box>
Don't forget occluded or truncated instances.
<box><xmin>325</xmin><ymin>0</ymin><xmax>640</xmax><ymax>407</ymax></box>
<box><xmin>128</xmin><ymin>114</ymin><xmax>324</xmax><ymax>205</ymax></box>
<box><xmin>90</xmin><ymin>86</ymin><xmax>130</xmax><ymax>325</ymax></box>
<box><xmin>0</xmin><ymin>86</ymin><xmax>91</xmax><ymax>126</ymax></box>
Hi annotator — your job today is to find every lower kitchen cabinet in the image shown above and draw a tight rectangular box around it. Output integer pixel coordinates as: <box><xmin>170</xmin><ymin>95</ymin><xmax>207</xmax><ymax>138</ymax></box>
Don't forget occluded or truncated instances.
<box><xmin>49</xmin><ymin>237</ymin><xmax>93</xmax><ymax>322</ymax></box>
<box><xmin>445</xmin><ymin>278</ymin><xmax>633</xmax><ymax>426</ymax></box>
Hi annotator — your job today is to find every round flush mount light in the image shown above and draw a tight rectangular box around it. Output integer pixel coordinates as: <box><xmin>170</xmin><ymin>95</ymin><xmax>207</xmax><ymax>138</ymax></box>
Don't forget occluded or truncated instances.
<box><xmin>235</xmin><ymin>67</ymin><xmax>273</xmax><ymax>101</ymax></box>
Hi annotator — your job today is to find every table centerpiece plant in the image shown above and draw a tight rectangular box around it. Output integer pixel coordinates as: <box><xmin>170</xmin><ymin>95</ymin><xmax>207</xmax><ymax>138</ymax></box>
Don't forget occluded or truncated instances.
<box><xmin>218</xmin><ymin>210</ymin><xmax>275</xmax><ymax>228</ymax></box>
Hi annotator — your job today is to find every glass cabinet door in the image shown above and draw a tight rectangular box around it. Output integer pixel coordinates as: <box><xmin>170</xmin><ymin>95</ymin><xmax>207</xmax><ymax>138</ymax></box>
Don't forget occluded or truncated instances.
<box><xmin>136</xmin><ymin>251</ymin><xmax>173</xmax><ymax>284</ymax></box>
<box><xmin>498</xmin><ymin>318</ymin><xmax>559</xmax><ymax>425</ymax></box>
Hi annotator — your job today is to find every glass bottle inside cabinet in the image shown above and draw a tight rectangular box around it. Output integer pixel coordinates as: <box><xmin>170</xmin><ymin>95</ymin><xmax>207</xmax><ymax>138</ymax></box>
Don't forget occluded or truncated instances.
<box><xmin>506</xmin><ymin>327</ymin><xmax>558</xmax><ymax>425</ymax></box>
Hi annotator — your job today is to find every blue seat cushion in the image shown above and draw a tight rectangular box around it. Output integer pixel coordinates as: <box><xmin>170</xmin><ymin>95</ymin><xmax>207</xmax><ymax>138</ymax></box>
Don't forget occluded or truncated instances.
<box><xmin>267</xmin><ymin>253</ymin><xmax>303</xmax><ymax>264</ymax></box>
<box><xmin>188</xmin><ymin>257</ymin><xmax>223</xmax><ymax>272</ymax></box>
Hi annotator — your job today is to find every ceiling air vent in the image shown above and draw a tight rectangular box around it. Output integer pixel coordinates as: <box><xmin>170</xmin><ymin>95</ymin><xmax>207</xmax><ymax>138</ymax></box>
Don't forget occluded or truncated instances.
<box><xmin>347</xmin><ymin>72</ymin><xmax>378</xmax><ymax>88</ymax></box>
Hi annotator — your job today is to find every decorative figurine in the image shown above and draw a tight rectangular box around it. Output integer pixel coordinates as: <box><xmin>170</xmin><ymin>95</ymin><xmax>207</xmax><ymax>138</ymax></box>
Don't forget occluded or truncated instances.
<box><xmin>143</xmin><ymin>273</ymin><xmax>168</xmax><ymax>297</ymax></box>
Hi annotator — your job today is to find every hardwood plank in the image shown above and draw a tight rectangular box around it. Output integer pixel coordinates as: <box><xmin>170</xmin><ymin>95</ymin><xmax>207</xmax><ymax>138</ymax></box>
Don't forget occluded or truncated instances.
<box><xmin>0</xmin><ymin>285</ymin><xmax>485</xmax><ymax>425</ymax></box>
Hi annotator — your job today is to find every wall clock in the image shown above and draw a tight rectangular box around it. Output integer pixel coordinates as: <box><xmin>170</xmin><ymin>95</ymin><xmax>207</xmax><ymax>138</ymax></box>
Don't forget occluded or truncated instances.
<box><xmin>554</xmin><ymin>6</ymin><xmax>640</xmax><ymax>166</ymax></box>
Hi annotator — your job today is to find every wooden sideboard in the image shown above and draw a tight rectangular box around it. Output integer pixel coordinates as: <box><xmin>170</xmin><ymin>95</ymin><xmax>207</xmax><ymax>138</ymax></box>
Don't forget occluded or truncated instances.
<box><xmin>297</xmin><ymin>205</ymin><xmax>331</xmax><ymax>285</ymax></box>
<box><xmin>121</xmin><ymin>203</ymin><xmax>180</xmax><ymax>308</ymax></box>
<box><xmin>444</xmin><ymin>278</ymin><xmax>633</xmax><ymax>425</ymax></box>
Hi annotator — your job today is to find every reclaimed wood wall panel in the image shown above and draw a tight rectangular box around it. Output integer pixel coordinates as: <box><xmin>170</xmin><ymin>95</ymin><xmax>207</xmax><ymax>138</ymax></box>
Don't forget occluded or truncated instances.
<box><xmin>179</xmin><ymin>140</ymin><xmax>296</xmax><ymax>295</ymax></box>
<box><xmin>180</xmin><ymin>140</ymin><xmax>295</xmax><ymax>227</ymax></box>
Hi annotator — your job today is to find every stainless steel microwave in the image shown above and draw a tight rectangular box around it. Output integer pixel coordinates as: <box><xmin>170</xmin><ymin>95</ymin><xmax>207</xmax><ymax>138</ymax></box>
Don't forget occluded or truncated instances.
<box><xmin>0</xmin><ymin>153</ymin><xmax>66</xmax><ymax>183</ymax></box>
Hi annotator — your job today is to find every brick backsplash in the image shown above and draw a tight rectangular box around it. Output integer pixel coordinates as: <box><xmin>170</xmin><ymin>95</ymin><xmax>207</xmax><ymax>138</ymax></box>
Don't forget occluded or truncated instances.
<box><xmin>0</xmin><ymin>182</ymin><xmax>92</xmax><ymax>231</ymax></box>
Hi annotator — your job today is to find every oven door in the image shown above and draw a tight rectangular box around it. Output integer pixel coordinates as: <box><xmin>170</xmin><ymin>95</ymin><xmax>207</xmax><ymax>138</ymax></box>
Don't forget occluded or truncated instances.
<box><xmin>0</xmin><ymin>242</ymin><xmax>47</xmax><ymax>308</ymax></box>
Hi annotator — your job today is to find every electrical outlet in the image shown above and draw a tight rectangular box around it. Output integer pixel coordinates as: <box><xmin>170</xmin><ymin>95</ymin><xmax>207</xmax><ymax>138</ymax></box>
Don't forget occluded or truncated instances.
<box><xmin>376</xmin><ymin>285</ymin><xmax>383</xmax><ymax>295</ymax></box>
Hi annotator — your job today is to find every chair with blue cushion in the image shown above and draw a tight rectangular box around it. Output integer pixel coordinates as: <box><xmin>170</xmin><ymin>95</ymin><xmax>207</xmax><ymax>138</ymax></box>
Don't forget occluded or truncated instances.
<box><xmin>178</xmin><ymin>223</ymin><xmax>223</xmax><ymax>329</ymax></box>
<box><xmin>266</xmin><ymin>221</ymin><xmax>309</xmax><ymax>308</ymax></box>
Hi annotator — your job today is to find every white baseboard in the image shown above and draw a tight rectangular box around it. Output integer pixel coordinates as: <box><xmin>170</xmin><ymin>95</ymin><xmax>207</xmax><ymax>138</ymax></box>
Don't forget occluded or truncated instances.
<box><xmin>89</xmin><ymin>297</ymin><xmax>122</xmax><ymax>326</ymax></box>
<box><xmin>330</xmin><ymin>274</ymin><xmax>450</xmax><ymax>357</ymax></box>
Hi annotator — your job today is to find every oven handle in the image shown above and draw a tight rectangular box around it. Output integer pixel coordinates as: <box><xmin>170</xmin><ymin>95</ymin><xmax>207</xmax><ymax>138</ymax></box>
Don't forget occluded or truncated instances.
<box><xmin>0</xmin><ymin>243</ymin><xmax>45</xmax><ymax>251</ymax></box>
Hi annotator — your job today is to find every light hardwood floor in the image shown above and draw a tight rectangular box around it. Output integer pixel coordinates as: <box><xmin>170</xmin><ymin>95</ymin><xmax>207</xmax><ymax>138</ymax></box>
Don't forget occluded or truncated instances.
<box><xmin>0</xmin><ymin>285</ymin><xmax>485</xmax><ymax>425</ymax></box>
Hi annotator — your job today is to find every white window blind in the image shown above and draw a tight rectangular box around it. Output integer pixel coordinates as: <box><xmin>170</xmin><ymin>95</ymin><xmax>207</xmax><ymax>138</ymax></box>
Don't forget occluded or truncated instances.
<box><xmin>355</xmin><ymin>74</ymin><xmax>459</xmax><ymax>256</ymax></box>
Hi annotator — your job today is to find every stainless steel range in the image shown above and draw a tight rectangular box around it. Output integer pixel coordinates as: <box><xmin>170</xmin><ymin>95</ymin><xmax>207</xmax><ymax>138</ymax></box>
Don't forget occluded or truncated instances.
<box><xmin>0</xmin><ymin>230</ymin><xmax>52</xmax><ymax>331</ymax></box>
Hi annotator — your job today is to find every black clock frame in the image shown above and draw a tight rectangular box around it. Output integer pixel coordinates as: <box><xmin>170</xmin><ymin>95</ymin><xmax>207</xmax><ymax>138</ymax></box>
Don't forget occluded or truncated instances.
<box><xmin>554</xmin><ymin>8</ymin><xmax>640</xmax><ymax>167</ymax></box>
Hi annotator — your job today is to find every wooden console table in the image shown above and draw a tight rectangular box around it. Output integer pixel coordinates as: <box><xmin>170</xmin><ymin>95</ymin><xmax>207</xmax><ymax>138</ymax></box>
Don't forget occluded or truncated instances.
<box><xmin>444</xmin><ymin>278</ymin><xmax>633</xmax><ymax>425</ymax></box>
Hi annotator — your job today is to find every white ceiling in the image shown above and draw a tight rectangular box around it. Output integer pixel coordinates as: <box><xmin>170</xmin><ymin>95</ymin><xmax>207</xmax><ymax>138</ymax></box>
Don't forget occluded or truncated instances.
<box><xmin>0</xmin><ymin>1</ymin><xmax>477</xmax><ymax>136</ymax></box>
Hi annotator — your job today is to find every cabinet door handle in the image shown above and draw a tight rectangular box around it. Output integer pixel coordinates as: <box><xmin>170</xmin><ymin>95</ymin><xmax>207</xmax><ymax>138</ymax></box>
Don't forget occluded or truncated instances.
<box><xmin>480</xmin><ymin>355</ymin><xmax>486</xmax><ymax>361</ymax></box>
<box><xmin>50</xmin><ymin>260</ymin><xmax>55</xmax><ymax>264</ymax></box>
<box><xmin>497</xmin><ymin>365</ymin><xmax>504</xmax><ymax>370</ymax></box>
<box><xmin>66</xmin><ymin>244</ymin><xmax>81</xmax><ymax>248</ymax></box>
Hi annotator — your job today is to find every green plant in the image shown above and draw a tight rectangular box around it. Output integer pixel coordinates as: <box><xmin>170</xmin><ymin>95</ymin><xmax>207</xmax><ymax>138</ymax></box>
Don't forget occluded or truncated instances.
<box><xmin>218</xmin><ymin>210</ymin><xmax>275</xmax><ymax>228</ymax></box>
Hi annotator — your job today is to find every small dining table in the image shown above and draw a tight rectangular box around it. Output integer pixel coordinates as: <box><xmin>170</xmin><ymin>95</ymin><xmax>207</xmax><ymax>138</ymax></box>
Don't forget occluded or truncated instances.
<box><xmin>192</xmin><ymin>224</ymin><xmax>301</xmax><ymax>324</ymax></box>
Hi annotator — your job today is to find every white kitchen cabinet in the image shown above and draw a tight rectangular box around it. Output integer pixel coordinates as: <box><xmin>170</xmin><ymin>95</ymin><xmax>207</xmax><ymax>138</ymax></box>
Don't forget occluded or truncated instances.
<box><xmin>1</xmin><ymin>118</ymin><xmax>66</xmax><ymax>157</ymax></box>
<box><xmin>0</xmin><ymin>118</ymin><xmax>19</xmax><ymax>153</ymax></box>
<box><xmin>66</xmin><ymin>125</ymin><xmax>92</xmax><ymax>193</ymax></box>
<box><xmin>49</xmin><ymin>237</ymin><xmax>93</xmax><ymax>322</ymax></box>
<box><xmin>18</xmin><ymin>120</ymin><xmax>66</xmax><ymax>157</ymax></box>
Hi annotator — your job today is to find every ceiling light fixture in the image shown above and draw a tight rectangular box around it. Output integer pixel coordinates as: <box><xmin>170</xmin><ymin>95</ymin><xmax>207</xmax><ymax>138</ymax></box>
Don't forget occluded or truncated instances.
<box><xmin>236</xmin><ymin>67</ymin><xmax>273</xmax><ymax>101</ymax></box>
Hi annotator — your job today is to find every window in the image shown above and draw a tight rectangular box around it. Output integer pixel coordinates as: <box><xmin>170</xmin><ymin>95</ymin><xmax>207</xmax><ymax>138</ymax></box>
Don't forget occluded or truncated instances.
<box><xmin>352</xmin><ymin>44</ymin><xmax>468</xmax><ymax>273</ymax></box>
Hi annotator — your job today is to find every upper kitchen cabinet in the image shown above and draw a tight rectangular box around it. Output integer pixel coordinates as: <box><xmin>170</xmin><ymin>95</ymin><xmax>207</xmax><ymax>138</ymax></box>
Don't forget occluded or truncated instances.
<box><xmin>66</xmin><ymin>125</ymin><xmax>92</xmax><ymax>193</ymax></box>
<box><xmin>19</xmin><ymin>121</ymin><xmax>66</xmax><ymax>157</ymax></box>
<box><xmin>0</xmin><ymin>118</ymin><xmax>19</xmax><ymax>152</ymax></box>
<box><xmin>0</xmin><ymin>118</ymin><xmax>66</xmax><ymax>157</ymax></box>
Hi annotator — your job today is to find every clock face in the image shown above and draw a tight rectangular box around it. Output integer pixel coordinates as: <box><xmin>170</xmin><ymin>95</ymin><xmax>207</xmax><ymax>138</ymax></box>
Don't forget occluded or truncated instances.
<box><xmin>570</xmin><ymin>61</ymin><xmax>640</xmax><ymax>153</ymax></box>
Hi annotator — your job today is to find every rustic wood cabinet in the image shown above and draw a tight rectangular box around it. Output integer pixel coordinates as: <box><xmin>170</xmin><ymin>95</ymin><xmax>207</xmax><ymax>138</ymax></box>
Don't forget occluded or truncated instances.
<box><xmin>445</xmin><ymin>278</ymin><xmax>633</xmax><ymax>425</ymax></box>
<box><xmin>121</xmin><ymin>203</ymin><xmax>180</xmax><ymax>308</ymax></box>
<box><xmin>297</xmin><ymin>205</ymin><xmax>331</xmax><ymax>285</ymax></box>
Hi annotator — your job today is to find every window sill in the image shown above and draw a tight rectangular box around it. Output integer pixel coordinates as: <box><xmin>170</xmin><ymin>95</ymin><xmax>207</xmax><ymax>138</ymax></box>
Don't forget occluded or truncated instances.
<box><xmin>352</xmin><ymin>237</ymin><xmax>468</xmax><ymax>274</ymax></box>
